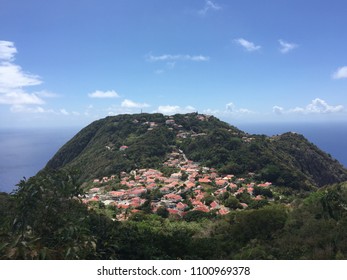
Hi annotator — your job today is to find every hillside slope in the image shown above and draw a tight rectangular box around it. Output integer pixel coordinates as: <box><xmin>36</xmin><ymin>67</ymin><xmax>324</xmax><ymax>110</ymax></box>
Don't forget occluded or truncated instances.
<box><xmin>45</xmin><ymin>113</ymin><xmax>347</xmax><ymax>189</ymax></box>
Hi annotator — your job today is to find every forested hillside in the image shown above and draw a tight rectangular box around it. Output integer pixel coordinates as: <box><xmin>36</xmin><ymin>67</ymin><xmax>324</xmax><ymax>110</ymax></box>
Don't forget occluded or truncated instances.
<box><xmin>1</xmin><ymin>171</ymin><xmax>347</xmax><ymax>259</ymax></box>
<box><xmin>1</xmin><ymin>113</ymin><xmax>347</xmax><ymax>260</ymax></box>
<box><xmin>45</xmin><ymin>113</ymin><xmax>347</xmax><ymax>189</ymax></box>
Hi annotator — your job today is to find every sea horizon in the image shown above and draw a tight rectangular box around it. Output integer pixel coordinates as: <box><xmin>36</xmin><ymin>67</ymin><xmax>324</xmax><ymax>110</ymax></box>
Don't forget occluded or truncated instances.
<box><xmin>1</xmin><ymin>121</ymin><xmax>346</xmax><ymax>193</ymax></box>
<box><xmin>0</xmin><ymin>127</ymin><xmax>79</xmax><ymax>193</ymax></box>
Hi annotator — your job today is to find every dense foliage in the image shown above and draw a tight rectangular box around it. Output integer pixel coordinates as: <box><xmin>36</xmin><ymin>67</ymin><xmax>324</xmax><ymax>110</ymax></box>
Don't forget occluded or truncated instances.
<box><xmin>1</xmin><ymin>171</ymin><xmax>347</xmax><ymax>260</ymax></box>
<box><xmin>45</xmin><ymin>113</ymin><xmax>347</xmax><ymax>189</ymax></box>
<box><xmin>2</xmin><ymin>113</ymin><xmax>347</xmax><ymax>259</ymax></box>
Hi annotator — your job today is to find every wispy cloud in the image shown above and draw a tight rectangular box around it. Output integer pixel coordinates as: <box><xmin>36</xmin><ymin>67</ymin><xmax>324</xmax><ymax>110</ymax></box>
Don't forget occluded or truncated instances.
<box><xmin>272</xmin><ymin>105</ymin><xmax>284</xmax><ymax>115</ymax></box>
<box><xmin>146</xmin><ymin>54</ymin><xmax>210</xmax><ymax>62</ymax></box>
<box><xmin>332</xmin><ymin>66</ymin><xmax>347</xmax><ymax>80</ymax></box>
<box><xmin>88</xmin><ymin>90</ymin><xmax>120</xmax><ymax>98</ymax></box>
<box><xmin>273</xmin><ymin>98</ymin><xmax>344</xmax><ymax>115</ymax></box>
<box><xmin>234</xmin><ymin>38</ymin><xmax>261</xmax><ymax>52</ymax></box>
<box><xmin>156</xmin><ymin>105</ymin><xmax>196</xmax><ymax>115</ymax></box>
<box><xmin>9</xmin><ymin>105</ymin><xmax>76</xmax><ymax>116</ymax></box>
<box><xmin>0</xmin><ymin>41</ymin><xmax>17</xmax><ymax>61</ymax></box>
<box><xmin>225</xmin><ymin>102</ymin><xmax>253</xmax><ymax>114</ymax></box>
<box><xmin>10</xmin><ymin>105</ymin><xmax>54</xmax><ymax>114</ymax></box>
<box><xmin>121</xmin><ymin>99</ymin><xmax>150</xmax><ymax>109</ymax></box>
<box><xmin>203</xmin><ymin>103</ymin><xmax>253</xmax><ymax>117</ymax></box>
<box><xmin>278</xmin><ymin>39</ymin><xmax>298</xmax><ymax>54</ymax></box>
<box><xmin>154</xmin><ymin>61</ymin><xmax>176</xmax><ymax>75</ymax></box>
<box><xmin>0</xmin><ymin>89</ymin><xmax>44</xmax><ymax>105</ymax></box>
<box><xmin>35</xmin><ymin>90</ymin><xmax>60</xmax><ymax>98</ymax></box>
<box><xmin>60</xmin><ymin>108</ymin><xmax>69</xmax><ymax>115</ymax></box>
<box><xmin>0</xmin><ymin>63</ymin><xmax>42</xmax><ymax>89</ymax></box>
<box><xmin>198</xmin><ymin>0</ymin><xmax>221</xmax><ymax>16</ymax></box>
<box><xmin>0</xmin><ymin>40</ymin><xmax>45</xmax><ymax>107</ymax></box>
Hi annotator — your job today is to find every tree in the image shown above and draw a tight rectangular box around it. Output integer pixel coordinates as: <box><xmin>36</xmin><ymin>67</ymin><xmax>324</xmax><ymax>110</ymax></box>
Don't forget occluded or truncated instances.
<box><xmin>203</xmin><ymin>194</ymin><xmax>215</xmax><ymax>206</ymax></box>
<box><xmin>224</xmin><ymin>197</ymin><xmax>242</xmax><ymax>210</ymax></box>
<box><xmin>231</xmin><ymin>205</ymin><xmax>288</xmax><ymax>244</ymax></box>
<box><xmin>184</xmin><ymin>211</ymin><xmax>210</xmax><ymax>222</ymax></box>
<box><xmin>1</xmin><ymin>170</ymin><xmax>95</xmax><ymax>259</ymax></box>
<box><xmin>156</xmin><ymin>207</ymin><xmax>169</xmax><ymax>218</ymax></box>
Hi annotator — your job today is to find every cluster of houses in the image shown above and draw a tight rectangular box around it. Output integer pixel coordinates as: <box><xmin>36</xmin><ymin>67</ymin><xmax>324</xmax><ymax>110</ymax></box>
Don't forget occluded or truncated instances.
<box><xmin>131</xmin><ymin>114</ymin><xmax>213</xmax><ymax>137</ymax></box>
<box><xmin>82</xmin><ymin>149</ymin><xmax>273</xmax><ymax>221</ymax></box>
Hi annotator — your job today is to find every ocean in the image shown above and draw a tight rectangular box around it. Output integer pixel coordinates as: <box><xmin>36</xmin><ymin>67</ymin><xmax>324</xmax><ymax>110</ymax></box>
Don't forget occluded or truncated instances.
<box><xmin>0</xmin><ymin>122</ymin><xmax>346</xmax><ymax>193</ymax></box>
<box><xmin>0</xmin><ymin>127</ymin><xmax>79</xmax><ymax>193</ymax></box>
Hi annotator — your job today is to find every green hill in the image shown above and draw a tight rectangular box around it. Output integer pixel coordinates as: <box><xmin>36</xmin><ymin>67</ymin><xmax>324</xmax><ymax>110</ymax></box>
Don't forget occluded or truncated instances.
<box><xmin>45</xmin><ymin>113</ymin><xmax>347</xmax><ymax>189</ymax></box>
<box><xmin>3</xmin><ymin>112</ymin><xmax>347</xmax><ymax>260</ymax></box>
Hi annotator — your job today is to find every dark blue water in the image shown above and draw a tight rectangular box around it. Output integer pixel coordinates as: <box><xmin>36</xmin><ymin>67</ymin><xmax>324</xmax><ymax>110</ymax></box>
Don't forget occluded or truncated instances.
<box><xmin>0</xmin><ymin>123</ymin><xmax>346</xmax><ymax>193</ymax></box>
<box><xmin>0</xmin><ymin>128</ymin><xmax>79</xmax><ymax>193</ymax></box>
<box><xmin>237</xmin><ymin>122</ymin><xmax>347</xmax><ymax>168</ymax></box>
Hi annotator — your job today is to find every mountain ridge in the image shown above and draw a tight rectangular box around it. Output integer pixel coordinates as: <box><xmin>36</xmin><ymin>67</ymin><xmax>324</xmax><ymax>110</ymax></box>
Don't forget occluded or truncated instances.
<box><xmin>45</xmin><ymin>113</ymin><xmax>347</xmax><ymax>189</ymax></box>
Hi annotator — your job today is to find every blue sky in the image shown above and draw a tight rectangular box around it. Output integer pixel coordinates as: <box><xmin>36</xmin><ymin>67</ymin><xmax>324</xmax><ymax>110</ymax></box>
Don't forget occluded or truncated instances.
<box><xmin>0</xmin><ymin>0</ymin><xmax>346</xmax><ymax>128</ymax></box>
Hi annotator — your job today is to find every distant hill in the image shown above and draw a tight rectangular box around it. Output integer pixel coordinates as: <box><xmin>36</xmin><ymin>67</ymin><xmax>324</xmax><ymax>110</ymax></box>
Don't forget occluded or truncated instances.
<box><xmin>45</xmin><ymin>113</ymin><xmax>347</xmax><ymax>189</ymax></box>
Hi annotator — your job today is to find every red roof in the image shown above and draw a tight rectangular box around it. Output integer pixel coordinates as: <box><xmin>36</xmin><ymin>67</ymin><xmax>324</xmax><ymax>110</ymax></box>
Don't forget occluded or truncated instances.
<box><xmin>219</xmin><ymin>207</ymin><xmax>230</xmax><ymax>215</ymax></box>
<box><xmin>210</xmin><ymin>201</ymin><xmax>219</xmax><ymax>209</ymax></box>
<box><xmin>199</xmin><ymin>178</ymin><xmax>212</xmax><ymax>183</ymax></box>
<box><xmin>216</xmin><ymin>179</ymin><xmax>227</xmax><ymax>186</ymax></box>
<box><xmin>185</xmin><ymin>181</ymin><xmax>195</xmax><ymax>189</ymax></box>
<box><xmin>194</xmin><ymin>205</ymin><xmax>210</xmax><ymax>213</ymax></box>
<box><xmin>109</xmin><ymin>191</ymin><xmax>125</xmax><ymax>197</ymax></box>
<box><xmin>176</xmin><ymin>202</ymin><xmax>188</xmax><ymax>211</ymax></box>
<box><xmin>257</xmin><ymin>182</ymin><xmax>272</xmax><ymax>187</ymax></box>
<box><xmin>164</xmin><ymin>193</ymin><xmax>183</xmax><ymax>201</ymax></box>
<box><xmin>191</xmin><ymin>199</ymin><xmax>203</xmax><ymax>206</ymax></box>
<box><xmin>167</xmin><ymin>209</ymin><xmax>183</xmax><ymax>216</ymax></box>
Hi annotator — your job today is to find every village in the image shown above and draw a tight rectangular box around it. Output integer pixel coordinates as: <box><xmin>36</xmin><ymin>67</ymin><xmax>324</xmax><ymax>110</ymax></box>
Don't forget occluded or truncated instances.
<box><xmin>82</xmin><ymin>146</ymin><xmax>273</xmax><ymax>221</ymax></box>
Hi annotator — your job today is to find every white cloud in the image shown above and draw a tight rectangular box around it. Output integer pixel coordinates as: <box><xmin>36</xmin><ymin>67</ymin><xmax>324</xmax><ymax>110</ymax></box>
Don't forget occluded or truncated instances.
<box><xmin>0</xmin><ymin>89</ymin><xmax>44</xmax><ymax>105</ymax></box>
<box><xmin>225</xmin><ymin>102</ymin><xmax>253</xmax><ymax>114</ymax></box>
<box><xmin>9</xmin><ymin>104</ymin><xmax>73</xmax><ymax>115</ymax></box>
<box><xmin>83</xmin><ymin>104</ymin><xmax>95</xmax><ymax>116</ymax></box>
<box><xmin>273</xmin><ymin>105</ymin><xmax>284</xmax><ymax>115</ymax></box>
<box><xmin>34</xmin><ymin>90</ymin><xmax>59</xmax><ymax>98</ymax></box>
<box><xmin>154</xmin><ymin>62</ymin><xmax>177</xmax><ymax>74</ymax></box>
<box><xmin>88</xmin><ymin>90</ymin><xmax>120</xmax><ymax>98</ymax></box>
<box><xmin>10</xmin><ymin>105</ymin><xmax>53</xmax><ymax>114</ymax></box>
<box><xmin>121</xmin><ymin>99</ymin><xmax>150</xmax><ymax>108</ymax></box>
<box><xmin>234</xmin><ymin>38</ymin><xmax>261</xmax><ymax>52</ymax></box>
<box><xmin>226</xmin><ymin>102</ymin><xmax>235</xmax><ymax>112</ymax></box>
<box><xmin>185</xmin><ymin>105</ymin><xmax>196</xmax><ymax>111</ymax></box>
<box><xmin>332</xmin><ymin>66</ymin><xmax>347</xmax><ymax>79</ymax></box>
<box><xmin>0</xmin><ymin>41</ymin><xmax>45</xmax><ymax>106</ymax></box>
<box><xmin>274</xmin><ymin>98</ymin><xmax>344</xmax><ymax>115</ymax></box>
<box><xmin>278</xmin><ymin>39</ymin><xmax>298</xmax><ymax>54</ymax></box>
<box><xmin>202</xmin><ymin>103</ymin><xmax>254</xmax><ymax>120</ymax></box>
<box><xmin>157</xmin><ymin>105</ymin><xmax>180</xmax><ymax>114</ymax></box>
<box><xmin>156</xmin><ymin>105</ymin><xmax>196</xmax><ymax>115</ymax></box>
<box><xmin>146</xmin><ymin>54</ymin><xmax>210</xmax><ymax>62</ymax></box>
<box><xmin>198</xmin><ymin>0</ymin><xmax>221</xmax><ymax>15</ymax></box>
<box><xmin>203</xmin><ymin>108</ymin><xmax>220</xmax><ymax>115</ymax></box>
<box><xmin>60</xmin><ymin>108</ymin><xmax>69</xmax><ymax>115</ymax></box>
<box><xmin>0</xmin><ymin>41</ymin><xmax>17</xmax><ymax>61</ymax></box>
<box><xmin>304</xmin><ymin>98</ymin><xmax>344</xmax><ymax>113</ymax></box>
<box><xmin>0</xmin><ymin>63</ymin><xmax>42</xmax><ymax>91</ymax></box>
